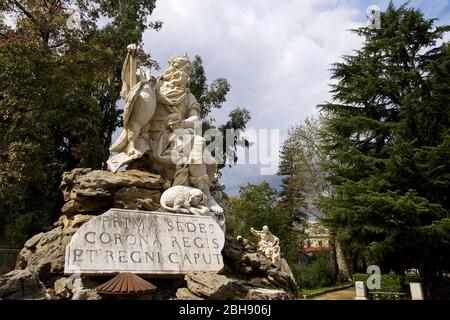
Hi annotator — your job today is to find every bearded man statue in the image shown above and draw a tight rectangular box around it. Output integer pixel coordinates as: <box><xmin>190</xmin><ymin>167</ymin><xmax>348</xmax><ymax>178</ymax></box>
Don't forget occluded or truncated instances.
<box><xmin>108</xmin><ymin>45</ymin><xmax>223</xmax><ymax>215</ymax></box>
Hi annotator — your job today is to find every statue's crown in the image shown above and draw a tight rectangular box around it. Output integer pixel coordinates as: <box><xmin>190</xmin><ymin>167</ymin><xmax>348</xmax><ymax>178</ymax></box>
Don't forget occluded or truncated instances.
<box><xmin>168</xmin><ymin>53</ymin><xmax>191</xmax><ymax>69</ymax></box>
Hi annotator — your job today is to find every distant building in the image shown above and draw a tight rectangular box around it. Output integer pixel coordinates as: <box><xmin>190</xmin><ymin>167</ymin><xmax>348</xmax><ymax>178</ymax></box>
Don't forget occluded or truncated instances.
<box><xmin>303</xmin><ymin>220</ymin><xmax>330</xmax><ymax>254</ymax></box>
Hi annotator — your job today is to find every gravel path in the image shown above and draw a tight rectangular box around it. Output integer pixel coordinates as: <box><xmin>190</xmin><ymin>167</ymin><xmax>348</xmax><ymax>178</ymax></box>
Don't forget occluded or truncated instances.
<box><xmin>314</xmin><ymin>286</ymin><xmax>356</xmax><ymax>300</ymax></box>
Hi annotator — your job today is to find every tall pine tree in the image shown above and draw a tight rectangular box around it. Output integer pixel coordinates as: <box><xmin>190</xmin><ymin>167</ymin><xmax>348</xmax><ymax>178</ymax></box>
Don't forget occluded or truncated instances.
<box><xmin>318</xmin><ymin>2</ymin><xmax>450</xmax><ymax>295</ymax></box>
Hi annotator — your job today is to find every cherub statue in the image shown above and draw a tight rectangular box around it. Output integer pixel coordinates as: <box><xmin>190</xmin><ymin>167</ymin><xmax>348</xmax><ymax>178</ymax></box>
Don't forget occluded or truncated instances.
<box><xmin>250</xmin><ymin>226</ymin><xmax>281</xmax><ymax>267</ymax></box>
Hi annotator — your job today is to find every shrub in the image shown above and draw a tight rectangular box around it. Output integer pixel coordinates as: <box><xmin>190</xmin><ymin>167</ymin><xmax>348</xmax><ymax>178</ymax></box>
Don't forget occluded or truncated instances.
<box><xmin>353</xmin><ymin>273</ymin><xmax>407</xmax><ymax>299</ymax></box>
<box><xmin>292</xmin><ymin>253</ymin><xmax>334</xmax><ymax>289</ymax></box>
<box><xmin>405</xmin><ymin>275</ymin><xmax>422</xmax><ymax>283</ymax></box>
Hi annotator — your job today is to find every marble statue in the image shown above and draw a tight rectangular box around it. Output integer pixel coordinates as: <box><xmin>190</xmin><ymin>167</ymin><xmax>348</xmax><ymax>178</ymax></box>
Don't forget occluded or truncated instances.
<box><xmin>160</xmin><ymin>185</ymin><xmax>225</xmax><ymax>231</ymax></box>
<box><xmin>107</xmin><ymin>44</ymin><xmax>224</xmax><ymax>220</ymax></box>
<box><xmin>251</xmin><ymin>226</ymin><xmax>281</xmax><ymax>267</ymax></box>
<box><xmin>108</xmin><ymin>44</ymin><xmax>156</xmax><ymax>171</ymax></box>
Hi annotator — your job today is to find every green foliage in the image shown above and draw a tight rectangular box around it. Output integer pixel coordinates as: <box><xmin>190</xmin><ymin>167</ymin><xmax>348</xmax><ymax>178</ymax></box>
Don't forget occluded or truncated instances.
<box><xmin>404</xmin><ymin>275</ymin><xmax>422</xmax><ymax>283</ymax></box>
<box><xmin>278</xmin><ymin>116</ymin><xmax>329</xmax><ymax>222</ymax></box>
<box><xmin>0</xmin><ymin>36</ymin><xmax>103</xmax><ymax>243</ymax></box>
<box><xmin>353</xmin><ymin>273</ymin><xmax>406</xmax><ymax>300</ymax></box>
<box><xmin>226</xmin><ymin>182</ymin><xmax>298</xmax><ymax>263</ymax></box>
<box><xmin>0</xmin><ymin>0</ymin><xmax>160</xmax><ymax>244</ymax></box>
<box><xmin>0</xmin><ymin>1</ymin><xmax>250</xmax><ymax>245</ymax></box>
<box><xmin>292</xmin><ymin>253</ymin><xmax>334</xmax><ymax>289</ymax></box>
<box><xmin>189</xmin><ymin>55</ymin><xmax>231</xmax><ymax>119</ymax></box>
<box><xmin>316</xmin><ymin>1</ymin><xmax>450</xmax><ymax>290</ymax></box>
<box><xmin>188</xmin><ymin>55</ymin><xmax>251</xmax><ymax>169</ymax></box>
<box><xmin>218</xmin><ymin>107</ymin><xmax>251</xmax><ymax>168</ymax></box>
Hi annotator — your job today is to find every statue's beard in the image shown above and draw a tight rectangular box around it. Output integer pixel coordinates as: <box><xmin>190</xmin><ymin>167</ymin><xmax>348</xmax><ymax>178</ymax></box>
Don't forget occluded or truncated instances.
<box><xmin>163</xmin><ymin>69</ymin><xmax>189</xmax><ymax>89</ymax></box>
<box><xmin>166</xmin><ymin>78</ymin><xmax>188</xmax><ymax>89</ymax></box>
<box><xmin>158</xmin><ymin>72</ymin><xmax>190</xmax><ymax>105</ymax></box>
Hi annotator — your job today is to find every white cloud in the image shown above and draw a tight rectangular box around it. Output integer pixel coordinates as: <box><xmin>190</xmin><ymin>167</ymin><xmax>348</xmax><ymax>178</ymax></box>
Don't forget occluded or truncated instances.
<box><xmin>140</xmin><ymin>0</ymin><xmax>366</xmax><ymax>194</ymax></box>
<box><xmin>141</xmin><ymin>0</ymin><xmax>366</xmax><ymax>195</ymax></box>
<box><xmin>141</xmin><ymin>0</ymin><xmax>449</xmax><ymax>195</ymax></box>
<box><xmin>144</xmin><ymin>0</ymin><xmax>364</xmax><ymax>124</ymax></box>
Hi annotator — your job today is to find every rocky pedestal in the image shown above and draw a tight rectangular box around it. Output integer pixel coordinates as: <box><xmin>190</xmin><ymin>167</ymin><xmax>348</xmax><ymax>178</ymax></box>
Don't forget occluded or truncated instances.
<box><xmin>3</xmin><ymin>218</ymin><xmax>297</xmax><ymax>300</ymax></box>
<box><xmin>0</xmin><ymin>168</ymin><xmax>297</xmax><ymax>300</ymax></box>
<box><xmin>60</xmin><ymin>168</ymin><xmax>166</xmax><ymax>215</ymax></box>
<box><xmin>0</xmin><ymin>269</ymin><xmax>46</xmax><ymax>300</ymax></box>
<box><xmin>16</xmin><ymin>215</ymin><xmax>93</xmax><ymax>282</ymax></box>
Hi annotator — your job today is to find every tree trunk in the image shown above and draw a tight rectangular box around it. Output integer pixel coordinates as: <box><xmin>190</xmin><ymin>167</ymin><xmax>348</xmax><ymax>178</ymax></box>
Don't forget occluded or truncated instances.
<box><xmin>0</xmin><ymin>198</ymin><xmax>5</xmax><ymax>243</ymax></box>
<box><xmin>102</xmin><ymin>112</ymin><xmax>116</xmax><ymax>170</ymax></box>
<box><xmin>329</xmin><ymin>229</ymin><xmax>339</xmax><ymax>283</ymax></box>
<box><xmin>336</xmin><ymin>240</ymin><xmax>353</xmax><ymax>281</ymax></box>
<box><xmin>102</xmin><ymin>130</ymin><xmax>112</xmax><ymax>170</ymax></box>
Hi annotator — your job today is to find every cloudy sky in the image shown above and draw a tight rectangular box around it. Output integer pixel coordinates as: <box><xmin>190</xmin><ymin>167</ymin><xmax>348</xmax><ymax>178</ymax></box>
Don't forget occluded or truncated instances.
<box><xmin>140</xmin><ymin>0</ymin><xmax>450</xmax><ymax>196</ymax></box>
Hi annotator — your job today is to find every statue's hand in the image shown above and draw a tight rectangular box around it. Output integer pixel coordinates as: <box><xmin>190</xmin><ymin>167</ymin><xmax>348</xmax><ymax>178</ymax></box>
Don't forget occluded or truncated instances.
<box><xmin>180</xmin><ymin>120</ymin><xmax>195</xmax><ymax>129</ymax></box>
<box><xmin>167</xmin><ymin>119</ymin><xmax>181</xmax><ymax>130</ymax></box>
<box><xmin>127</xmin><ymin>44</ymin><xmax>139</xmax><ymax>57</ymax></box>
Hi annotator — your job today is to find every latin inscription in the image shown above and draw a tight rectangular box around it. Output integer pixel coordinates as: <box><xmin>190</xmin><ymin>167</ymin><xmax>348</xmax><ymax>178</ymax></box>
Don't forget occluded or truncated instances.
<box><xmin>64</xmin><ymin>209</ymin><xmax>225</xmax><ymax>275</ymax></box>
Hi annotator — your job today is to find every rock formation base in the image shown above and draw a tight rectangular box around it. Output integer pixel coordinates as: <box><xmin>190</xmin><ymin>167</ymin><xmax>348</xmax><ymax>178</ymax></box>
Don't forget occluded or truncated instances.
<box><xmin>0</xmin><ymin>169</ymin><xmax>297</xmax><ymax>300</ymax></box>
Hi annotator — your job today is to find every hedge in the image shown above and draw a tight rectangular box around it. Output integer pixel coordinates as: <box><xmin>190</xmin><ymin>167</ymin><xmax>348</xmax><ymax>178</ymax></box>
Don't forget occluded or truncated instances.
<box><xmin>354</xmin><ymin>273</ymin><xmax>408</xmax><ymax>299</ymax></box>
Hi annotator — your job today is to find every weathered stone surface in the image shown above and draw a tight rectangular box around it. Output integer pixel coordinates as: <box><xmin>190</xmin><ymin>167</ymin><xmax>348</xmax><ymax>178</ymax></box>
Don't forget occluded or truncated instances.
<box><xmin>71</xmin><ymin>186</ymin><xmax>113</xmax><ymax>198</ymax></box>
<box><xmin>247</xmin><ymin>277</ymin><xmax>274</xmax><ymax>288</ymax></box>
<box><xmin>24</xmin><ymin>232</ymin><xmax>45</xmax><ymax>249</ymax></box>
<box><xmin>114</xmin><ymin>187</ymin><xmax>160</xmax><ymax>210</ymax></box>
<box><xmin>65</xmin><ymin>209</ymin><xmax>225</xmax><ymax>275</ymax></box>
<box><xmin>280</xmin><ymin>258</ymin><xmax>296</xmax><ymax>286</ymax></box>
<box><xmin>60</xmin><ymin>168</ymin><xmax>93</xmax><ymax>201</ymax></box>
<box><xmin>14</xmin><ymin>224</ymin><xmax>296</xmax><ymax>300</ymax></box>
<box><xmin>176</xmin><ymin>287</ymin><xmax>204</xmax><ymax>300</ymax></box>
<box><xmin>184</xmin><ymin>272</ymin><xmax>242</xmax><ymax>300</ymax></box>
<box><xmin>266</xmin><ymin>269</ymin><xmax>297</xmax><ymax>293</ymax></box>
<box><xmin>178</xmin><ymin>271</ymin><xmax>291</xmax><ymax>300</ymax></box>
<box><xmin>72</xmin><ymin>288</ymin><xmax>102</xmax><ymax>300</ymax></box>
<box><xmin>45</xmin><ymin>288</ymin><xmax>58</xmax><ymax>300</ymax></box>
<box><xmin>0</xmin><ymin>269</ymin><xmax>46</xmax><ymax>300</ymax></box>
<box><xmin>222</xmin><ymin>234</ymin><xmax>297</xmax><ymax>298</ymax></box>
<box><xmin>54</xmin><ymin>277</ymin><xmax>72</xmax><ymax>299</ymax></box>
<box><xmin>241</xmin><ymin>252</ymin><xmax>274</xmax><ymax>274</ymax></box>
<box><xmin>14</xmin><ymin>169</ymin><xmax>295</xmax><ymax>300</ymax></box>
<box><xmin>245</xmin><ymin>288</ymin><xmax>290</xmax><ymax>300</ymax></box>
<box><xmin>59</xmin><ymin>168</ymin><xmax>164</xmax><ymax>215</ymax></box>
<box><xmin>62</xmin><ymin>199</ymin><xmax>110</xmax><ymax>215</ymax></box>
<box><xmin>16</xmin><ymin>215</ymin><xmax>93</xmax><ymax>281</ymax></box>
<box><xmin>236</xmin><ymin>235</ymin><xmax>257</xmax><ymax>251</ymax></box>
<box><xmin>72</xmin><ymin>170</ymin><xmax>162</xmax><ymax>195</ymax></box>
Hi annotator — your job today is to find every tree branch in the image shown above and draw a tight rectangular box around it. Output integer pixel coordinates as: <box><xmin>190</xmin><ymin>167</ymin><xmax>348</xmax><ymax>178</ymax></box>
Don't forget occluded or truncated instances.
<box><xmin>8</xmin><ymin>0</ymin><xmax>38</xmax><ymax>25</ymax></box>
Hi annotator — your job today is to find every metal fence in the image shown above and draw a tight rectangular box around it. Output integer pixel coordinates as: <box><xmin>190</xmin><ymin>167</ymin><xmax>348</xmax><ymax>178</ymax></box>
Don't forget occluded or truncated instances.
<box><xmin>0</xmin><ymin>244</ymin><xmax>21</xmax><ymax>276</ymax></box>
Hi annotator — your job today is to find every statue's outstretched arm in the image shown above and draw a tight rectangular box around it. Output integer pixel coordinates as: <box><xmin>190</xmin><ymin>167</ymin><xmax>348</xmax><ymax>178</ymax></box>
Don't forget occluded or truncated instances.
<box><xmin>120</xmin><ymin>44</ymin><xmax>139</xmax><ymax>100</ymax></box>
<box><xmin>250</xmin><ymin>228</ymin><xmax>261</xmax><ymax>237</ymax></box>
